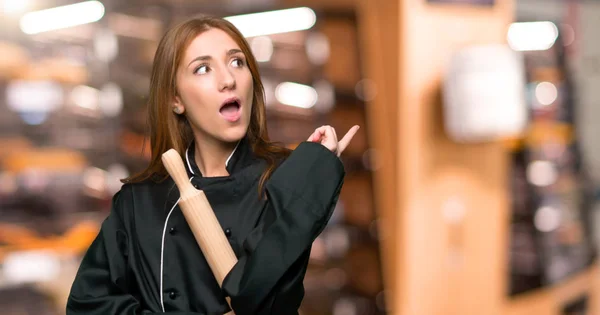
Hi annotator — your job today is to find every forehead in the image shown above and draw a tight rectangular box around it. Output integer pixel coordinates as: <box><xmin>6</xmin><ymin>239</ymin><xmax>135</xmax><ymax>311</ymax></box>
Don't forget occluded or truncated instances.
<box><xmin>183</xmin><ymin>28</ymin><xmax>242</xmax><ymax>60</ymax></box>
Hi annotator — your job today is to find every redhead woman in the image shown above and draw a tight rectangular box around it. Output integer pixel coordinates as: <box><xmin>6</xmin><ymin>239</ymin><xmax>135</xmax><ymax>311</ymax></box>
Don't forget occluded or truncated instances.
<box><xmin>67</xmin><ymin>16</ymin><xmax>359</xmax><ymax>315</ymax></box>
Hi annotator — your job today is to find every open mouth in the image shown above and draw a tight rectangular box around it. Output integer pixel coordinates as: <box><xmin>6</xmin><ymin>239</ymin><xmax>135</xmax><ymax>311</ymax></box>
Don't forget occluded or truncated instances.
<box><xmin>219</xmin><ymin>98</ymin><xmax>241</xmax><ymax>122</ymax></box>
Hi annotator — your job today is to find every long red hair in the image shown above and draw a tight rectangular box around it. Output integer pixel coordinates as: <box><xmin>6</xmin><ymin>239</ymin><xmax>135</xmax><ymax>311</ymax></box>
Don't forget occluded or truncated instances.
<box><xmin>122</xmin><ymin>16</ymin><xmax>290</xmax><ymax>192</ymax></box>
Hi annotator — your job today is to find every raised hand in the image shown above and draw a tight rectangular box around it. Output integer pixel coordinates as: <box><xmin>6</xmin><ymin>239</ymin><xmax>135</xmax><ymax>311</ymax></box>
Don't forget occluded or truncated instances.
<box><xmin>306</xmin><ymin>125</ymin><xmax>360</xmax><ymax>157</ymax></box>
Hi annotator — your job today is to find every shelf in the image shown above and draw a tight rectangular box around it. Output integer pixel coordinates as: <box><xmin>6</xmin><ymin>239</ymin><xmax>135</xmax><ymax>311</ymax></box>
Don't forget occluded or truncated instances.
<box><xmin>505</xmin><ymin>263</ymin><xmax>600</xmax><ymax>315</ymax></box>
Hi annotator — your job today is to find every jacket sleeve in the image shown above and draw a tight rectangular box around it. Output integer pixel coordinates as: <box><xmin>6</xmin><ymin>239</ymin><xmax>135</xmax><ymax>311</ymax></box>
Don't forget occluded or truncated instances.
<box><xmin>222</xmin><ymin>142</ymin><xmax>345</xmax><ymax>315</ymax></box>
<box><xmin>66</xmin><ymin>190</ymin><xmax>202</xmax><ymax>315</ymax></box>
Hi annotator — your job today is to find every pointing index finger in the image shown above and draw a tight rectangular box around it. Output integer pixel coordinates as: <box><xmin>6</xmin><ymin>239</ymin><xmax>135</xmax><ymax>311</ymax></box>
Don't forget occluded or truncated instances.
<box><xmin>337</xmin><ymin>125</ymin><xmax>360</xmax><ymax>155</ymax></box>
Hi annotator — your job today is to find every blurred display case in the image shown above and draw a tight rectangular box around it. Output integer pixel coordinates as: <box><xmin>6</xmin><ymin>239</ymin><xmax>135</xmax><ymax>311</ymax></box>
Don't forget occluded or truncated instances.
<box><xmin>507</xmin><ymin>20</ymin><xmax>598</xmax><ymax>311</ymax></box>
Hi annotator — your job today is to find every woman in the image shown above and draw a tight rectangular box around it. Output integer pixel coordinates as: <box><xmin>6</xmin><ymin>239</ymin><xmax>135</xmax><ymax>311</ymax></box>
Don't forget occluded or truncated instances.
<box><xmin>67</xmin><ymin>16</ymin><xmax>358</xmax><ymax>315</ymax></box>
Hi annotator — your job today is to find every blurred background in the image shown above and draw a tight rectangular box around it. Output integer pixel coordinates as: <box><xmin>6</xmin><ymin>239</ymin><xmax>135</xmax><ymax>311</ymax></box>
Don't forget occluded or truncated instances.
<box><xmin>1</xmin><ymin>0</ymin><xmax>600</xmax><ymax>314</ymax></box>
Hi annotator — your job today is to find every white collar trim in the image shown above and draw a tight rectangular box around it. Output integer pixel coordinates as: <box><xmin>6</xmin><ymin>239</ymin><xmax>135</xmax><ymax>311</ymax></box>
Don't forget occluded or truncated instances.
<box><xmin>184</xmin><ymin>140</ymin><xmax>241</xmax><ymax>176</ymax></box>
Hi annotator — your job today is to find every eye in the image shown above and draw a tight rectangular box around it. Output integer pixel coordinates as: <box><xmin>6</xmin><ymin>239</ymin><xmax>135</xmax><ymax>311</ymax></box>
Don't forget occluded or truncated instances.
<box><xmin>231</xmin><ymin>58</ymin><xmax>245</xmax><ymax>68</ymax></box>
<box><xmin>194</xmin><ymin>64</ymin><xmax>209</xmax><ymax>75</ymax></box>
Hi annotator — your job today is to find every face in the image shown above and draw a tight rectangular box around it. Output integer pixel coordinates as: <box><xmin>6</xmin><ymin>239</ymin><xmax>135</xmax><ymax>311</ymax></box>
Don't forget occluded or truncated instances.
<box><xmin>174</xmin><ymin>28</ymin><xmax>254</xmax><ymax>144</ymax></box>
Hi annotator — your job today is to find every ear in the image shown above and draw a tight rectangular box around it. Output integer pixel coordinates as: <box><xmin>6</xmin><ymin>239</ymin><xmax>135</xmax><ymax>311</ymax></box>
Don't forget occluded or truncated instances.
<box><xmin>172</xmin><ymin>95</ymin><xmax>185</xmax><ymax>114</ymax></box>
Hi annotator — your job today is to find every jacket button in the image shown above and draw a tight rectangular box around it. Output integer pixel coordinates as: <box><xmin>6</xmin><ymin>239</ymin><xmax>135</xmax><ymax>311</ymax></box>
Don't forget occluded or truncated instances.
<box><xmin>169</xmin><ymin>290</ymin><xmax>178</xmax><ymax>299</ymax></box>
<box><xmin>224</xmin><ymin>228</ymin><xmax>232</xmax><ymax>237</ymax></box>
<box><xmin>169</xmin><ymin>227</ymin><xmax>176</xmax><ymax>235</ymax></box>
<box><xmin>193</xmin><ymin>183</ymin><xmax>199</xmax><ymax>189</ymax></box>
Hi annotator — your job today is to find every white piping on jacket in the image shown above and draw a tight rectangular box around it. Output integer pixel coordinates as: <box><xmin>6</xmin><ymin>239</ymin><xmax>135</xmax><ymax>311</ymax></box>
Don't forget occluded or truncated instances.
<box><xmin>160</xmin><ymin>147</ymin><xmax>196</xmax><ymax>311</ymax></box>
<box><xmin>185</xmin><ymin>141</ymin><xmax>240</xmax><ymax>176</ymax></box>
<box><xmin>225</xmin><ymin>140</ymin><xmax>240</xmax><ymax>168</ymax></box>
<box><xmin>185</xmin><ymin>145</ymin><xmax>195</xmax><ymax>176</ymax></box>
<box><xmin>160</xmin><ymin>177</ymin><xmax>193</xmax><ymax>312</ymax></box>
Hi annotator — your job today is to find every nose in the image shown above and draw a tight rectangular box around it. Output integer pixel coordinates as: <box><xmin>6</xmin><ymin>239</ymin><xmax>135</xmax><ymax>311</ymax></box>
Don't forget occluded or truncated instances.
<box><xmin>218</xmin><ymin>68</ymin><xmax>236</xmax><ymax>91</ymax></box>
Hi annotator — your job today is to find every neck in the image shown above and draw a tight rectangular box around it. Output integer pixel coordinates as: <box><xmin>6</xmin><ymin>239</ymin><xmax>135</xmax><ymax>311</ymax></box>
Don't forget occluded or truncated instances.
<box><xmin>193</xmin><ymin>135</ymin><xmax>238</xmax><ymax>177</ymax></box>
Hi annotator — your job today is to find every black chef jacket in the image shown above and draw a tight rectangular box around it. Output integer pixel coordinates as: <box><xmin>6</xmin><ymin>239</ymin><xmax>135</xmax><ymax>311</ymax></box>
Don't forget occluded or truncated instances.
<box><xmin>66</xmin><ymin>137</ymin><xmax>345</xmax><ymax>315</ymax></box>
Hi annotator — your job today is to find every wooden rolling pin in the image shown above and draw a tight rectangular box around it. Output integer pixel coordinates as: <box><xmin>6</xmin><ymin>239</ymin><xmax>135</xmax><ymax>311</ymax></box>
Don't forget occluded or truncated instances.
<box><xmin>162</xmin><ymin>149</ymin><xmax>237</xmax><ymax>315</ymax></box>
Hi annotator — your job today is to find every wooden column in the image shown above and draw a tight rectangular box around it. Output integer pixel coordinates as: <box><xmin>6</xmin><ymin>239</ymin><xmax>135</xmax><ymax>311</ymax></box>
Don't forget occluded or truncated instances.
<box><xmin>355</xmin><ymin>1</ymin><xmax>399</xmax><ymax>313</ymax></box>
<box><xmin>358</xmin><ymin>1</ymin><xmax>513</xmax><ymax>314</ymax></box>
<box><xmin>357</xmin><ymin>0</ymin><xmax>600</xmax><ymax>314</ymax></box>
<box><xmin>397</xmin><ymin>2</ymin><xmax>514</xmax><ymax>315</ymax></box>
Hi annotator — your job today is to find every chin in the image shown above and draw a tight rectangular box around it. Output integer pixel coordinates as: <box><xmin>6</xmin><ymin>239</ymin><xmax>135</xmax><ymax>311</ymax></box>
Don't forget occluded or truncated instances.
<box><xmin>220</xmin><ymin>125</ymin><xmax>248</xmax><ymax>143</ymax></box>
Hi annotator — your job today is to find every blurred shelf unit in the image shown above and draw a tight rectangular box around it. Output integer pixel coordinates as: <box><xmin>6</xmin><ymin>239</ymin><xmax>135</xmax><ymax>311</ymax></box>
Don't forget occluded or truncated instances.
<box><xmin>506</xmin><ymin>20</ymin><xmax>599</xmax><ymax>315</ymax></box>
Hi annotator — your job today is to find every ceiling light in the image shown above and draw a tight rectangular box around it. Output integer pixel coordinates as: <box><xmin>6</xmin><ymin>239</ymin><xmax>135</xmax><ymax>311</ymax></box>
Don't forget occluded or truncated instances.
<box><xmin>20</xmin><ymin>1</ymin><xmax>105</xmax><ymax>35</ymax></box>
<box><xmin>275</xmin><ymin>82</ymin><xmax>318</xmax><ymax>109</ymax></box>
<box><xmin>507</xmin><ymin>21</ymin><xmax>559</xmax><ymax>52</ymax></box>
<box><xmin>225</xmin><ymin>7</ymin><xmax>316</xmax><ymax>38</ymax></box>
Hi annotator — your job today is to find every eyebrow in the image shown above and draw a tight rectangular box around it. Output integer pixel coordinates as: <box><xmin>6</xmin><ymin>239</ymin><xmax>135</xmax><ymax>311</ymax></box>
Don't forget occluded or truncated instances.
<box><xmin>187</xmin><ymin>49</ymin><xmax>244</xmax><ymax>67</ymax></box>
